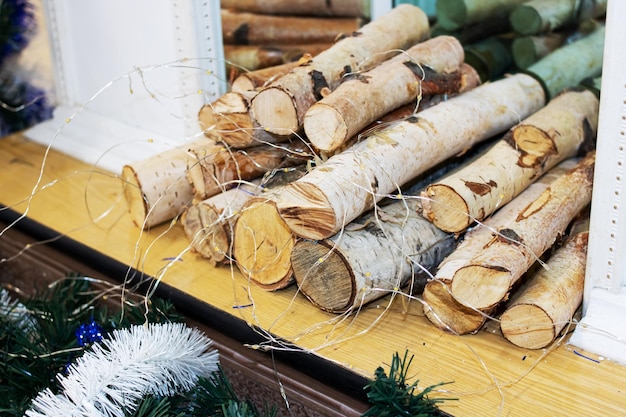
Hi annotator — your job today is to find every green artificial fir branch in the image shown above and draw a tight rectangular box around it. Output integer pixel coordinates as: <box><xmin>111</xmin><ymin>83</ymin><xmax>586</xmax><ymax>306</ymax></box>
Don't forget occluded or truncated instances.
<box><xmin>0</xmin><ymin>277</ymin><xmax>279</xmax><ymax>417</ymax></box>
<box><xmin>362</xmin><ymin>350</ymin><xmax>455</xmax><ymax>417</ymax></box>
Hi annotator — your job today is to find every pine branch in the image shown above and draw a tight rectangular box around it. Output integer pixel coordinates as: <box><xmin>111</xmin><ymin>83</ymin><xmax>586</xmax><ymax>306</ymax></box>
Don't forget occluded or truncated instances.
<box><xmin>362</xmin><ymin>350</ymin><xmax>455</xmax><ymax>417</ymax></box>
<box><xmin>25</xmin><ymin>323</ymin><xmax>219</xmax><ymax>417</ymax></box>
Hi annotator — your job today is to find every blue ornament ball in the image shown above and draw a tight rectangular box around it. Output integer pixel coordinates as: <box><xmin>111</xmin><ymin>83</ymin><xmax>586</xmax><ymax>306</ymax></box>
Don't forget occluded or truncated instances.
<box><xmin>75</xmin><ymin>319</ymin><xmax>104</xmax><ymax>346</ymax></box>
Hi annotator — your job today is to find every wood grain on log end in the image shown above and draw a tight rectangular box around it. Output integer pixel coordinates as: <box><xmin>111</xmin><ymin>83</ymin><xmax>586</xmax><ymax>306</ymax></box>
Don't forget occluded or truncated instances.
<box><xmin>451</xmin><ymin>264</ymin><xmax>511</xmax><ymax>310</ymax></box>
<box><xmin>121</xmin><ymin>165</ymin><xmax>147</xmax><ymax>228</ymax></box>
<box><xmin>291</xmin><ymin>239</ymin><xmax>354</xmax><ymax>313</ymax></box>
<box><xmin>500</xmin><ymin>230</ymin><xmax>588</xmax><ymax>349</ymax></box>
<box><xmin>251</xmin><ymin>86</ymin><xmax>299</xmax><ymax>135</ymax></box>
<box><xmin>181</xmin><ymin>204</ymin><xmax>228</xmax><ymax>266</ymax></box>
<box><xmin>423</xmin><ymin>279</ymin><xmax>487</xmax><ymax>334</ymax></box>
<box><xmin>303</xmin><ymin>102</ymin><xmax>348</xmax><ymax>152</ymax></box>
<box><xmin>276</xmin><ymin>182</ymin><xmax>336</xmax><ymax>240</ymax></box>
<box><xmin>500</xmin><ymin>303</ymin><xmax>555</xmax><ymax>349</ymax></box>
<box><xmin>421</xmin><ymin>184</ymin><xmax>472</xmax><ymax>233</ymax></box>
<box><xmin>233</xmin><ymin>198</ymin><xmax>295</xmax><ymax>290</ymax></box>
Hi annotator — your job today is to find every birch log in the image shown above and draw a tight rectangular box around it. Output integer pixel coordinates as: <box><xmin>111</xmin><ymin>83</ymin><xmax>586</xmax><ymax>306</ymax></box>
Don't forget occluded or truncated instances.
<box><xmin>509</xmin><ymin>0</ymin><xmax>607</xmax><ymax>36</ymax></box>
<box><xmin>250</xmin><ymin>4</ymin><xmax>430</xmax><ymax>136</ymax></box>
<box><xmin>358</xmin><ymin>63</ymin><xmax>481</xmax><ymax>133</ymax></box>
<box><xmin>436</xmin><ymin>0</ymin><xmax>528</xmax><ymax>31</ymax></box>
<box><xmin>291</xmin><ymin>201</ymin><xmax>456</xmax><ymax>313</ymax></box>
<box><xmin>182</xmin><ymin>181</ymin><xmax>260</xmax><ymax>266</ymax></box>
<box><xmin>232</xmin><ymin>190</ymin><xmax>296</xmax><ymax>290</ymax></box>
<box><xmin>221</xmin><ymin>9</ymin><xmax>362</xmax><ymax>45</ymax></box>
<box><xmin>450</xmin><ymin>152</ymin><xmax>595</xmax><ymax>311</ymax></box>
<box><xmin>229</xmin><ymin>97</ymin><xmax>476</xmax><ymax>291</ymax></box>
<box><xmin>121</xmin><ymin>138</ymin><xmax>218</xmax><ymax>229</ymax></box>
<box><xmin>422</xmin><ymin>160</ymin><xmax>576</xmax><ymax>333</ymax></box>
<box><xmin>423</xmin><ymin>280</ymin><xmax>493</xmax><ymax>334</ymax></box>
<box><xmin>274</xmin><ymin>73</ymin><xmax>545</xmax><ymax>241</ymax></box>
<box><xmin>221</xmin><ymin>0</ymin><xmax>369</xmax><ymax>17</ymax></box>
<box><xmin>421</xmin><ymin>89</ymin><xmax>599</xmax><ymax>234</ymax></box>
<box><xmin>182</xmin><ymin>167</ymin><xmax>306</xmax><ymax>266</ymax></box>
<box><xmin>186</xmin><ymin>141</ymin><xmax>310</xmax><ymax>202</ymax></box>
<box><xmin>500</xmin><ymin>221</ymin><xmax>589</xmax><ymax>349</ymax></box>
<box><xmin>231</xmin><ymin>61</ymin><xmax>303</xmax><ymax>93</ymax></box>
<box><xmin>224</xmin><ymin>44</ymin><xmax>331</xmax><ymax>72</ymax></box>
<box><xmin>287</xmin><ymin>147</ymin><xmax>493</xmax><ymax>313</ymax></box>
<box><xmin>198</xmin><ymin>91</ymin><xmax>287</xmax><ymax>149</ymax></box>
<box><xmin>303</xmin><ymin>36</ymin><xmax>465</xmax><ymax>152</ymax></box>
<box><xmin>526</xmin><ymin>25</ymin><xmax>605</xmax><ymax>99</ymax></box>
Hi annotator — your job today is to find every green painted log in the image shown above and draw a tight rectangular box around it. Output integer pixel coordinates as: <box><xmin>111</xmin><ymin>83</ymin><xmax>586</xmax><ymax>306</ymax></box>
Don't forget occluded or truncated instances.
<box><xmin>511</xmin><ymin>33</ymin><xmax>567</xmax><ymax>69</ymax></box>
<box><xmin>464</xmin><ymin>36</ymin><xmax>513</xmax><ymax>82</ymax></box>
<box><xmin>509</xmin><ymin>0</ymin><xmax>607</xmax><ymax>36</ymax></box>
<box><xmin>436</xmin><ymin>0</ymin><xmax>527</xmax><ymax>31</ymax></box>
<box><xmin>525</xmin><ymin>25</ymin><xmax>605</xmax><ymax>99</ymax></box>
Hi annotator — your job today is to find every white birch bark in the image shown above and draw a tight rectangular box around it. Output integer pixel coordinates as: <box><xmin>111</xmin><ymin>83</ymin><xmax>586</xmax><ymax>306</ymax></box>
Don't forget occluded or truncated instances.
<box><xmin>500</xmin><ymin>222</ymin><xmax>589</xmax><ymax>349</ymax></box>
<box><xmin>121</xmin><ymin>138</ymin><xmax>217</xmax><ymax>229</ymax></box>
<box><xmin>450</xmin><ymin>153</ymin><xmax>595</xmax><ymax>310</ymax></box>
<box><xmin>291</xmin><ymin>198</ymin><xmax>456</xmax><ymax>313</ymax></box>
<box><xmin>422</xmin><ymin>160</ymin><xmax>577</xmax><ymax>333</ymax></box>
<box><xmin>303</xmin><ymin>35</ymin><xmax>466</xmax><ymax>152</ymax></box>
<box><xmin>421</xmin><ymin>89</ymin><xmax>599</xmax><ymax>233</ymax></box>
<box><xmin>275</xmin><ymin>73</ymin><xmax>546</xmax><ymax>240</ymax></box>
<box><xmin>250</xmin><ymin>4</ymin><xmax>430</xmax><ymax>135</ymax></box>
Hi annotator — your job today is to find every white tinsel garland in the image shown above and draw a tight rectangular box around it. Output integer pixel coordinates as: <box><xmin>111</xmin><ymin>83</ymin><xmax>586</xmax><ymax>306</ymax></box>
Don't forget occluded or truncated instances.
<box><xmin>25</xmin><ymin>322</ymin><xmax>220</xmax><ymax>417</ymax></box>
<box><xmin>0</xmin><ymin>288</ymin><xmax>36</xmax><ymax>331</ymax></box>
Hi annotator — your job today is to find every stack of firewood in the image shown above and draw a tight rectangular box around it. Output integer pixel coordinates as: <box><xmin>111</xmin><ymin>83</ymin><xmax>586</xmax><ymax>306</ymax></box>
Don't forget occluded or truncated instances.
<box><xmin>219</xmin><ymin>0</ymin><xmax>367</xmax><ymax>78</ymax></box>
<box><xmin>121</xmin><ymin>1</ymin><xmax>606</xmax><ymax>350</ymax></box>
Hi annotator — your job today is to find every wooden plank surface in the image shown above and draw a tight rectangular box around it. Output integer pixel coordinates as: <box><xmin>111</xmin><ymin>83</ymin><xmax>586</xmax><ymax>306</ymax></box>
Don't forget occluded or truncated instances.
<box><xmin>1</xmin><ymin>132</ymin><xmax>625</xmax><ymax>416</ymax></box>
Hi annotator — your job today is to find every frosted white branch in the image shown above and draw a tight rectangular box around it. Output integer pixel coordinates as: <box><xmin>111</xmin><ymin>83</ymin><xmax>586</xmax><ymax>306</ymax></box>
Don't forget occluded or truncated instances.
<box><xmin>25</xmin><ymin>322</ymin><xmax>219</xmax><ymax>417</ymax></box>
<box><xmin>0</xmin><ymin>288</ymin><xmax>36</xmax><ymax>331</ymax></box>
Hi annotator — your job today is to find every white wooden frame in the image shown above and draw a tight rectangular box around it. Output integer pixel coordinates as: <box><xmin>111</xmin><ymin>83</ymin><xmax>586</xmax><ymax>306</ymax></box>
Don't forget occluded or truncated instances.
<box><xmin>26</xmin><ymin>0</ymin><xmax>226</xmax><ymax>173</ymax></box>
<box><xmin>569</xmin><ymin>0</ymin><xmax>626</xmax><ymax>364</ymax></box>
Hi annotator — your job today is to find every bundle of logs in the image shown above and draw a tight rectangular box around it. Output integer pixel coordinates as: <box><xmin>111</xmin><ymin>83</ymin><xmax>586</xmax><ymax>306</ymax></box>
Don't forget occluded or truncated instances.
<box><xmin>121</xmin><ymin>1</ymin><xmax>606</xmax><ymax>350</ymax></box>
<box><xmin>220</xmin><ymin>0</ymin><xmax>368</xmax><ymax>78</ymax></box>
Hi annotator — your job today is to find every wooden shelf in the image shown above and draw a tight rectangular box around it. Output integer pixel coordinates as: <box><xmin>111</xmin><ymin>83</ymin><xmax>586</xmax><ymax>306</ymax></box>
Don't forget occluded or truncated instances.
<box><xmin>1</xmin><ymin>132</ymin><xmax>625</xmax><ymax>416</ymax></box>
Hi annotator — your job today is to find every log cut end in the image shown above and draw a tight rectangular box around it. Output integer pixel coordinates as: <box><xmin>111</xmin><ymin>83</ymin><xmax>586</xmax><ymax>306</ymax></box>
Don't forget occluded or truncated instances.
<box><xmin>509</xmin><ymin>5</ymin><xmax>544</xmax><ymax>36</ymax></box>
<box><xmin>422</xmin><ymin>279</ymin><xmax>487</xmax><ymax>334</ymax></box>
<box><xmin>233</xmin><ymin>198</ymin><xmax>295</xmax><ymax>290</ymax></box>
<box><xmin>303</xmin><ymin>102</ymin><xmax>348</xmax><ymax>152</ymax></box>
<box><xmin>451</xmin><ymin>264</ymin><xmax>511</xmax><ymax>310</ymax></box>
<box><xmin>276</xmin><ymin>182</ymin><xmax>336</xmax><ymax>240</ymax></box>
<box><xmin>181</xmin><ymin>204</ymin><xmax>228</xmax><ymax>266</ymax></box>
<box><xmin>251</xmin><ymin>86</ymin><xmax>299</xmax><ymax>135</ymax></box>
<box><xmin>435</xmin><ymin>0</ymin><xmax>468</xmax><ymax>31</ymax></box>
<box><xmin>291</xmin><ymin>239</ymin><xmax>354</xmax><ymax>313</ymax></box>
<box><xmin>122</xmin><ymin>165</ymin><xmax>148</xmax><ymax>228</ymax></box>
<box><xmin>421</xmin><ymin>184</ymin><xmax>472</xmax><ymax>233</ymax></box>
<box><xmin>500</xmin><ymin>303</ymin><xmax>555</xmax><ymax>349</ymax></box>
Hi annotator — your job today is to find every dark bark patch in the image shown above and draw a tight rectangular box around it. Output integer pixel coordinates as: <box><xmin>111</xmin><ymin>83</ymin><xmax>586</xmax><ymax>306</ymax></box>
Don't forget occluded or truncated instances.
<box><xmin>577</xmin><ymin>117</ymin><xmax>596</xmax><ymax>156</ymax></box>
<box><xmin>311</xmin><ymin>70</ymin><xmax>330</xmax><ymax>100</ymax></box>
<box><xmin>233</xmin><ymin>23</ymin><xmax>249</xmax><ymax>45</ymax></box>
<box><xmin>496</xmin><ymin>228</ymin><xmax>523</xmax><ymax>245</ymax></box>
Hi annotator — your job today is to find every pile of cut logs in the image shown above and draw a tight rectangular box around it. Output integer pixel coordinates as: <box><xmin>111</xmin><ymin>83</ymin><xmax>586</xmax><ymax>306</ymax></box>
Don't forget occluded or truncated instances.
<box><xmin>219</xmin><ymin>0</ymin><xmax>367</xmax><ymax>78</ymax></box>
<box><xmin>121</xmin><ymin>1</ymin><xmax>606</xmax><ymax>350</ymax></box>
